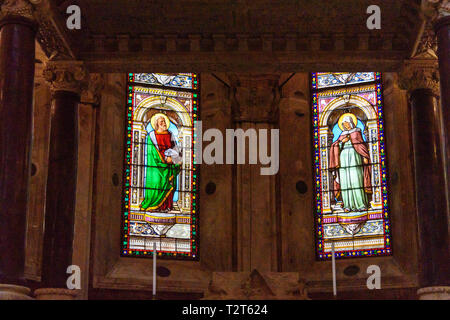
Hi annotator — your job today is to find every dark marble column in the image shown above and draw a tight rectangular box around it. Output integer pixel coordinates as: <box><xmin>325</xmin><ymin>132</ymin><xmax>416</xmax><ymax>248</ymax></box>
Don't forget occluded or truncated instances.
<box><xmin>41</xmin><ymin>62</ymin><xmax>87</xmax><ymax>288</ymax></box>
<box><xmin>0</xmin><ymin>2</ymin><xmax>37</xmax><ymax>288</ymax></box>
<box><xmin>409</xmin><ymin>87</ymin><xmax>449</xmax><ymax>288</ymax></box>
<box><xmin>434</xmin><ymin>15</ymin><xmax>450</xmax><ymax>209</ymax></box>
<box><xmin>400</xmin><ymin>57</ymin><xmax>450</xmax><ymax>298</ymax></box>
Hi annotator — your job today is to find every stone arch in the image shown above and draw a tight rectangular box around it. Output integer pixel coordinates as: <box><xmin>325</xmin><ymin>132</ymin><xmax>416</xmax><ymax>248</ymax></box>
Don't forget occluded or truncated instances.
<box><xmin>134</xmin><ymin>96</ymin><xmax>192</xmax><ymax>129</ymax></box>
<box><xmin>318</xmin><ymin>95</ymin><xmax>377</xmax><ymax>128</ymax></box>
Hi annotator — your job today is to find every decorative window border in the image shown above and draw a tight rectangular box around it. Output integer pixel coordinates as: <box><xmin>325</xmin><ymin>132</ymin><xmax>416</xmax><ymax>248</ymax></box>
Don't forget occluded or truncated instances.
<box><xmin>121</xmin><ymin>73</ymin><xmax>200</xmax><ymax>260</ymax></box>
<box><xmin>311</xmin><ymin>72</ymin><xmax>392</xmax><ymax>260</ymax></box>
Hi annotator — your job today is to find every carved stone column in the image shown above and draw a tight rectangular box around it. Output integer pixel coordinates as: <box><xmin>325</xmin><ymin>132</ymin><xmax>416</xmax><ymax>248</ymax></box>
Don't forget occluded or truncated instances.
<box><xmin>0</xmin><ymin>0</ymin><xmax>38</xmax><ymax>299</ymax></box>
<box><xmin>228</xmin><ymin>74</ymin><xmax>281</xmax><ymax>272</ymax></box>
<box><xmin>41</xmin><ymin>61</ymin><xmax>88</xmax><ymax>288</ymax></box>
<box><xmin>399</xmin><ymin>61</ymin><xmax>450</xmax><ymax>299</ymax></box>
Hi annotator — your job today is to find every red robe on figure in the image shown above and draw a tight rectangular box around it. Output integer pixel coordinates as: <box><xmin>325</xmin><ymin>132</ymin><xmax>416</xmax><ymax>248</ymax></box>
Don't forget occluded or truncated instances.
<box><xmin>329</xmin><ymin>128</ymin><xmax>372</xmax><ymax>198</ymax></box>
<box><xmin>154</xmin><ymin>131</ymin><xmax>175</xmax><ymax>211</ymax></box>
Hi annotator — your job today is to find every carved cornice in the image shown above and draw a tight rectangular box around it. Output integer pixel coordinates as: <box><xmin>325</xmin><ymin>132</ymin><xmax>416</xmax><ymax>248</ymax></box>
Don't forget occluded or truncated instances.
<box><xmin>0</xmin><ymin>0</ymin><xmax>41</xmax><ymax>21</ymax></box>
<box><xmin>398</xmin><ymin>60</ymin><xmax>440</xmax><ymax>96</ymax></box>
<box><xmin>422</xmin><ymin>0</ymin><xmax>450</xmax><ymax>21</ymax></box>
<box><xmin>43</xmin><ymin>61</ymin><xmax>88</xmax><ymax>95</ymax></box>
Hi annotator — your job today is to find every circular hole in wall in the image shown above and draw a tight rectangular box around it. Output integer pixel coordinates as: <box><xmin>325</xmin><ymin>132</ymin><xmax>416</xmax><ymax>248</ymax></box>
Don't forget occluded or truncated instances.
<box><xmin>343</xmin><ymin>265</ymin><xmax>360</xmax><ymax>277</ymax></box>
<box><xmin>205</xmin><ymin>181</ymin><xmax>216</xmax><ymax>195</ymax></box>
<box><xmin>296</xmin><ymin>181</ymin><xmax>308</xmax><ymax>194</ymax></box>
<box><xmin>31</xmin><ymin>163</ymin><xmax>37</xmax><ymax>177</ymax></box>
<box><xmin>295</xmin><ymin>110</ymin><xmax>305</xmax><ymax>117</ymax></box>
<box><xmin>156</xmin><ymin>266</ymin><xmax>171</xmax><ymax>277</ymax></box>
<box><xmin>112</xmin><ymin>173</ymin><xmax>119</xmax><ymax>186</ymax></box>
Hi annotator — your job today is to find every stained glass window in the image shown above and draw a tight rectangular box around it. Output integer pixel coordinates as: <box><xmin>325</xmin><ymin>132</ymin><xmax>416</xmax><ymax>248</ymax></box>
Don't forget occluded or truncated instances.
<box><xmin>312</xmin><ymin>72</ymin><xmax>392</xmax><ymax>260</ymax></box>
<box><xmin>122</xmin><ymin>73</ymin><xmax>199</xmax><ymax>260</ymax></box>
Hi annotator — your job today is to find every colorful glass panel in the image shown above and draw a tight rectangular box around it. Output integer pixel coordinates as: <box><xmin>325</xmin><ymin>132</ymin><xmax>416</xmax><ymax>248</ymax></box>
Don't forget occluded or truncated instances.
<box><xmin>130</xmin><ymin>73</ymin><xmax>197</xmax><ymax>90</ymax></box>
<box><xmin>122</xmin><ymin>73</ymin><xmax>199</xmax><ymax>260</ymax></box>
<box><xmin>312</xmin><ymin>72</ymin><xmax>392</xmax><ymax>260</ymax></box>
<box><xmin>312</xmin><ymin>72</ymin><xmax>376</xmax><ymax>90</ymax></box>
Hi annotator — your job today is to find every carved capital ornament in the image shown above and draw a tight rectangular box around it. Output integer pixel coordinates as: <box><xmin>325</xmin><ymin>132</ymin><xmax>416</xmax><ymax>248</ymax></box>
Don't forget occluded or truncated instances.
<box><xmin>398</xmin><ymin>61</ymin><xmax>441</xmax><ymax>97</ymax></box>
<box><xmin>43</xmin><ymin>61</ymin><xmax>89</xmax><ymax>95</ymax></box>
<box><xmin>0</xmin><ymin>0</ymin><xmax>41</xmax><ymax>21</ymax></box>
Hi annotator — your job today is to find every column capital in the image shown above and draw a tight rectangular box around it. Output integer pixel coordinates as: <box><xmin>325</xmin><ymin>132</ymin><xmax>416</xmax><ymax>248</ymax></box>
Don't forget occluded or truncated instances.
<box><xmin>0</xmin><ymin>0</ymin><xmax>41</xmax><ymax>22</ymax></box>
<box><xmin>422</xmin><ymin>0</ymin><xmax>450</xmax><ymax>22</ymax></box>
<box><xmin>398</xmin><ymin>60</ymin><xmax>440</xmax><ymax>97</ymax></box>
<box><xmin>43</xmin><ymin>61</ymin><xmax>89</xmax><ymax>96</ymax></box>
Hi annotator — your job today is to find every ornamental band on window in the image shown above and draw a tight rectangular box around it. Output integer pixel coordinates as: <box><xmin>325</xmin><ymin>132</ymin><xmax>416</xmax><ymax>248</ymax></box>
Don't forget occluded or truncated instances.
<box><xmin>122</xmin><ymin>73</ymin><xmax>199</xmax><ymax>260</ymax></box>
<box><xmin>312</xmin><ymin>72</ymin><xmax>392</xmax><ymax>260</ymax></box>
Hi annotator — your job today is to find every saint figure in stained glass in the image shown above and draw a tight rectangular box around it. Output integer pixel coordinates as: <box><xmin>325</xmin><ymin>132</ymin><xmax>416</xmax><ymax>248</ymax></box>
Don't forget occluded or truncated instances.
<box><xmin>329</xmin><ymin>113</ymin><xmax>371</xmax><ymax>213</ymax></box>
<box><xmin>311</xmin><ymin>72</ymin><xmax>392</xmax><ymax>259</ymax></box>
<box><xmin>122</xmin><ymin>73</ymin><xmax>199</xmax><ymax>260</ymax></box>
<box><xmin>140</xmin><ymin>113</ymin><xmax>182</xmax><ymax>212</ymax></box>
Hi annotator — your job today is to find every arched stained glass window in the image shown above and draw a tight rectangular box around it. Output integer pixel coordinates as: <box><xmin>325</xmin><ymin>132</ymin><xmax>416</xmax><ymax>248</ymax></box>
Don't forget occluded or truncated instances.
<box><xmin>122</xmin><ymin>73</ymin><xmax>199</xmax><ymax>260</ymax></box>
<box><xmin>311</xmin><ymin>72</ymin><xmax>392</xmax><ymax>260</ymax></box>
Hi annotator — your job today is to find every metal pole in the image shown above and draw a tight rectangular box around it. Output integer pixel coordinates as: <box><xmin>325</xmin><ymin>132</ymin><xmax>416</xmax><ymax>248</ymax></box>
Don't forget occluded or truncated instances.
<box><xmin>153</xmin><ymin>242</ymin><xmax>157</xmax><ymax>297</ymax></box>
<box><xmin>331</xmin><ymin>241</ymin><xmax>337</xmax><ymax>297</ymax></box>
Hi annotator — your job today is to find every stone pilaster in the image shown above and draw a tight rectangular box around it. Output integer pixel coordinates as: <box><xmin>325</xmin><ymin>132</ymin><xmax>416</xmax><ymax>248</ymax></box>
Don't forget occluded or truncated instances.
<box><xmin>228</xmin><ymin>74</ymin><xmax>281</xmax><ymax>272</ymax></box>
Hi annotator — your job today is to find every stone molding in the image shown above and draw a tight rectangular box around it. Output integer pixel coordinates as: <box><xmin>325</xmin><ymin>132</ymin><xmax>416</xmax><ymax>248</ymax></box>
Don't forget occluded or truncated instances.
<box><xmin>87</xmin><ymin>32</ymin><xmax>405</xmax><ymax>55</ymax></box>
<box><xmin>0</xmin><ymin>284</ymin><xmax>33</xmax><ymax>300</ymax></box>
<box><xmin>43</xmin><ymin>61</ymin><xmax>88</xmax><ymax>95</ymax></box>
<box><xmin>398</xmin><ymin>60</ymin><xmax>440</xmax><ymax>96</ymax></box>
<box><xmin>203</xmin><ymin>270</ymin><xmax>309</xmax><ymax>300</ymax></box>
<box><xmin>34</xmin><ymin>288</ymin><xmax>79</xmax><ymax>300</ymax></box>
<box><xmin>417</xmin><ymin>286</ymin><xmax>450</xmax><ymax>300</ymax></box>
